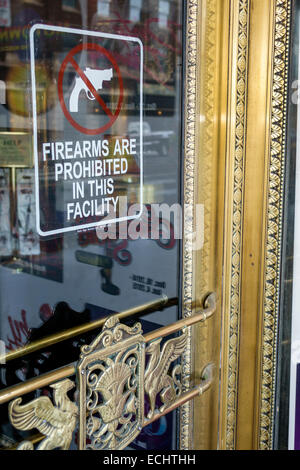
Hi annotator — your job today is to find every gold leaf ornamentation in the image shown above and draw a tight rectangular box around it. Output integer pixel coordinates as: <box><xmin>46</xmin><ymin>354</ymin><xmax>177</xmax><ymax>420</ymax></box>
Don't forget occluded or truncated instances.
<box><xmin>9</xmin><ymin>379</ymin><xmax>78</xmax><ymax>450</ymax></box>
<box><xmin>78</xmin><ymin>316</ymin><xmax>145</xmax><ymax>450</ymax></box>
<box><xmin>145</xmin><ymin>332</ymin><xmax>187</xmax><ymax>419</ymax></box>
<box><xmin>180</xmin><ymin>0</ymin><xmax>200</xmax><ymax>450</ymax></box>
<box><xmin>259</xmin><ymin>0</ymin><xmax>290</xmax><ymax>450</ymax></box>
<box><xmin>226</xmin><ymin>0</ymin><xmax>250</xmax><ymax>450</ymax></box>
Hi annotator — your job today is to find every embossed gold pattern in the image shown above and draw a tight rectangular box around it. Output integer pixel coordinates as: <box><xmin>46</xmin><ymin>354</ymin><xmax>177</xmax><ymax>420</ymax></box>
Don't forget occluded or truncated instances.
<box><xmin>78</xmin><ymin>318</ymin><xmax>194</xmax><ymax>450</ymax></box>
<box><xmin>226</xmin><ymin>0</ymin><xmax>250</xmax><ymax>450</ymax></box>
<box><xmin>180</xmin><ymin>0</ymin><xmax>199</xmax><ymax>450</ymax></box>
<box><xmin>145</xmin><ymin>332</ymin><xmax>187</xmax><ymax>419</ymax></box>
<box><xmin>259</xmin><ymin>0</ymin><xmax>290</xmax><ymax>450</ymax></box>
<box><xmin>192</xmin><ymin>0</ymin><xmax>222</xmax><ymax>450</ymax></box>
<box><xmin>78</xmin><ymin>316</ymin><xmax>145</xmax><ymax>450</ymax></box>
<box><xmin>7</xmin><ymin>293</ymin><xmax>216</xmax><ymax>450</ymax></box>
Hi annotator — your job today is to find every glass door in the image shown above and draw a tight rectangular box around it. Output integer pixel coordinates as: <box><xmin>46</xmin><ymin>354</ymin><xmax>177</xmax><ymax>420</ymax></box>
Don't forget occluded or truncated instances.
<box><xmin>0</xmin><ymin>0</ymin><xmax>229</xmax><ymax>451</ymax></box>
<box><xmin>0</xmin><ymin>0</ymin><xmax>193</xmax><ymax>451</ymax></box>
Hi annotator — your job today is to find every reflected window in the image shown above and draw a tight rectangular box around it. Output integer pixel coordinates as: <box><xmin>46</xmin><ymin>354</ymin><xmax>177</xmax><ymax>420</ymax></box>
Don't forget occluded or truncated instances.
<box><xmin>97</xmin><ymin>0</ymin><xmax>111</xmax><ymax>17</ymax></box>
<box><xmin>130</xmin><ymin>0</ymin><xmax>142</xmax><ymax>23</ymax></box>
<box><xmin>159</xmin><ymin>0</ymin><xmax>170</xmax><ymax>28</ymax></box>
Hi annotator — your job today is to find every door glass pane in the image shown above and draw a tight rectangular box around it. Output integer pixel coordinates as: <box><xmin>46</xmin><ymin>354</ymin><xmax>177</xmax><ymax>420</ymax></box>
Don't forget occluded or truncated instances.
<box><xmin>0</xmin><ymin>0</ymin><xmax>184</xmax><ymax>450</ymax></box>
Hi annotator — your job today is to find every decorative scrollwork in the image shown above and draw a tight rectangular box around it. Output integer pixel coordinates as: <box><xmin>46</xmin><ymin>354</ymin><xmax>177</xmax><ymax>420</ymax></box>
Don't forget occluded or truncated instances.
<box><xmin>8</xmin><ymin>379</ymin><xmax>78</xmax><ymax>450</ymax></box>
<box><xmin>181</xmin><ymin>0</ymin><xmax>200</xmax><ymax>450</ymax></box>
<box><xmin>78</xmin><ymin>316</ymin><xmax>145</xmax><ymax>450</ymax></box>
<box><xmin>226</xmin><ymin>0</ymin><xmax>250</xmax><ymax>450</ymax></box>
<box><xmin>7</xmin><ymin>313</ymin><xmax>210</xmax><ymax>450</ymax></box>
<box><xmin>81</xmin><ymin>316</ymin><xmax>142</xmax><ymax>356</ymax></box>
<box><xmin>260</xmin><ymin>0</ymin><xmax>291</xmax><ymax>450</ymax></box>
<box><xmin>145</xmin><ymin>332</ymin><xmax>187</xmax><ymax>419</ymax></box>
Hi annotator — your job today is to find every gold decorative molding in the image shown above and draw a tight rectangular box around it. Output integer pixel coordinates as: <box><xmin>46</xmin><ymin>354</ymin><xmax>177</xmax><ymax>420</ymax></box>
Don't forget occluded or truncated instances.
<box><xmin>77</xmin><ymin>316</ymin><xmax>193</xmax><ymax>450</ymax></box>
<box><xmin>78</xmin><ymin>316</ymin><xmax>145</xmax><ymax>450</ymax></box>
<box><xmin>180</xmin><ymin>0</ymin><xmax>199</xmax><ymax>450</ymax></box>
<box><xmin>194</xmin><ymin>0</ymin><xmax>218</xmax><ymax>320</ymax></box>
<box><xmin>180</xmin><ymin>0</ymin><xmax>251</xmax><ymax>451</ymax></box>
<box><xmin>145</xmin><ymin>332</ymin><xmax>187</xmax><ymax>419</ymax></box>
<box><xmin>222</xmin><ymin>0</ymin><xmax>250</xmax><ymax>450</ymax></box>
<box><xmin>193</xmin><ymin>0</ymin><xmax>224</xmax><ymax>450</ymax></box>
<box><xmin>201</xmin><ymin>0</ymin><xmax>217</xmax><ymax>293</ymax></box>
<box><xmin>259</xmin><ymin>0</ymin><xmax>291</xmax><ymax>450</ymax></box>
<box><xmin>9</xmin><ymin>379</ymin><xmax>78</xmax><ymax>450</ymax></box>
<box><xmin>227</xmin><ymin>0</ymin><xmax>250</xmax><ymax>449</ymax></box>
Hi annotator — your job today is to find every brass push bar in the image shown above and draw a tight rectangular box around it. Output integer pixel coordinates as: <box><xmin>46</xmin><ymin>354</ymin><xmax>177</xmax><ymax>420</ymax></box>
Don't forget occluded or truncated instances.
<box><xmin>142</xmin><ymin>363</ymin><xmax>214</xmax><ymax>427</ymax></box>
<box><xmin>4</xmin><ymin>364</ymin><xmax>214</xmax><ymax>450</ymax></box>
<box><xmin>145</xmin><ymin>292</ymin><xmax>216</xmax><ymax>342</ymax></box>
<box><xmin>0</xmin><ymin>293</ymin><xmax>216</xmax><ymax>406</ymax></box>
<box><xmin>0</xmin><ymin>364</ymin><xmax>75</xmax><ymax>405</ymax></box>
<box><xmin>1</xmin><ymin>295</ymin><xmax>177</xmax><ymax>364</ymax></box>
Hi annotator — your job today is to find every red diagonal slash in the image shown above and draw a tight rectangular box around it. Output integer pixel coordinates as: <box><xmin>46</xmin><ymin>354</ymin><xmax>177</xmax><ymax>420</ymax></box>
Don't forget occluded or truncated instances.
<box><xmin>58</xmin><ymin>43</ymin><xmax>124</xmax><ymax>136</ymax></box>
<box><xmin>68</xmin><ymin>55</ymin><xmax>113</xmax><ymax>118</ymax></box>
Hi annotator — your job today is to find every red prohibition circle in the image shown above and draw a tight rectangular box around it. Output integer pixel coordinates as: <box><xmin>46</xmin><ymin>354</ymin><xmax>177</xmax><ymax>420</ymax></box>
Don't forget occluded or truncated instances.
<box><xmin>58</xmin><ymin>43</ymin><xmax>124</xmax><ymax>135</ymax></box>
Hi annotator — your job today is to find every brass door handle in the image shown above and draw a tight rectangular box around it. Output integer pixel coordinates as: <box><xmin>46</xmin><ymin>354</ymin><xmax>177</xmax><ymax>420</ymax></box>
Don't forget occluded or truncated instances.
<box><xmin>0</xmin><ymin>295</ymin><xmax>178</xmax><ymax>364</ymax></box>
<box><xmin>145</xmin><ymin>292</ymin><xmax>216</xmax><ymax>342</ymax></box>
<box><xmin>4</xmin><ymin>292</ymin><xmax>217</xmax><ymax>450</ymax></box>
<box><xmin>143</xmin><ymin>363</ymin><xmax>214</xmax><ymax>427</ymax></box>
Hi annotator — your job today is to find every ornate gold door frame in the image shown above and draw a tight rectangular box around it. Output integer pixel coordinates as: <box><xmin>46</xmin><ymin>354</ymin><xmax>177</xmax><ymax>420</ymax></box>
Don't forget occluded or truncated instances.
<box><xmin>0</xmin><ymin>0</ymin><xmax>290</xmax><ymax>450</ymax></box>
<box><xmin>216</xmin><ymin>0</ymin><xmax>291</xmax><ymax>450</ymax></box>
<box><xmin>183</xmin><ymin>0</ymin><xmax>291</xmax><ymax>450</ymax></box>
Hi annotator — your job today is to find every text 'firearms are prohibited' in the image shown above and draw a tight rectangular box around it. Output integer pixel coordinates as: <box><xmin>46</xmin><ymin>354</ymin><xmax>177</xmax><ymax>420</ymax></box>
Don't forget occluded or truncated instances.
<box><xmin>29</xmin><ymin>24</ymin><xmax>143</xmax><ymax>236</ymax></box>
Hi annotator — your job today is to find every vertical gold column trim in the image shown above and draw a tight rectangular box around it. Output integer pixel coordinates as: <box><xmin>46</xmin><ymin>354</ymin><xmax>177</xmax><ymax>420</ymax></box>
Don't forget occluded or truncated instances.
<box><xmin>220</xmin><ymin>0</ymin><xmax>250</xmax><ymax>450</ymax></box>
<box><xmin>227</xmin><ymin>1</ymin><xmax>250</xmax><ymax>450</ymax></box>
<box><xmin>193</xmin><ymin>0</ymin><xmax>220</xmax><ymax>450</ymax></box>
<box><xmin>259</xmin><ymin>0</ymin><xmax>291</xmax><ymax>450</ymax></box>
<box><xmin>180</xmin><ymin>0</ymin><xmax>199</xmax><ymax>450</ymax></box>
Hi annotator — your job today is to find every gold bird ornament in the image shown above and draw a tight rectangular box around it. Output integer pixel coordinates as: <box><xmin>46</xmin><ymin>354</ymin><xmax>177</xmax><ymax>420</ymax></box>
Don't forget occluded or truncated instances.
<box><xmin>9</xmin><ymin>378</ymin><xmax>78</xmax><ymax>450</ymax></box>
<box><xmin>145</xmin><ymin>331</ymin><xmax>187</xmax><ymax>419</ymax></box>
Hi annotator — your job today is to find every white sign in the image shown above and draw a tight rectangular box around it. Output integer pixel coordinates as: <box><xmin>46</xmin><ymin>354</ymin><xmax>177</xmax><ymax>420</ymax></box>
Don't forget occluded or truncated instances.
<box><xmin>30</xmin><ymin>24</ymin><xmax>143</xmax><ymax>236</ymax></box>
